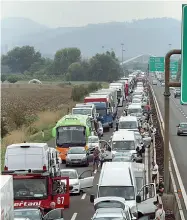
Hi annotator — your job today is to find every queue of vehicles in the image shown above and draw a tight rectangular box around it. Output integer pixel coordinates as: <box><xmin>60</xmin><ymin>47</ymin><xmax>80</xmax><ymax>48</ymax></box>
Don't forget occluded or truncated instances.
<box><xmin>1</xmin><ymin>70</ymin><xmax>156</xmax><ymax>220</ymax></box>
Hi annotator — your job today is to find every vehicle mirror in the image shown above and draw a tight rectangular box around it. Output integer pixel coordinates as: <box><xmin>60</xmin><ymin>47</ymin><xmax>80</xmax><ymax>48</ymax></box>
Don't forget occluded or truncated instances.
<box><xmin>90</xmin><ymin>194</ymin><xmax>95</xmax><ymax>203</ymax></box>
<box><xmin>69</xmin><ymin>185</ymin><xmax>73</xmax><ymax>190</ymax></box>
<box><xmin>136</xmin><ymin>194</ymin><xmax>141</xmax><ymax>203</ymax></box>
<box><xmin>43</xmin><ymin>208</ymin><xmax>64</xmax><ymax>220</ymax></box>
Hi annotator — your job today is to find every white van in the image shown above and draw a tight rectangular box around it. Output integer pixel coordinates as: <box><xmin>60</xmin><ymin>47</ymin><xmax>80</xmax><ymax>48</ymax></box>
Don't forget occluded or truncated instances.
<box><xmin>4</xmin><ymin>143</ymin><xmax>60</xmax><ymax>175</ymax></box>
<box><xmin>92</xmin><ymin>162</ymin><xmax>157</xmax><ymax>218</ymax></box>
<box><xmin>111</xmin><ymin>130</ymin><xmax>137</xmax><ymax>156</ymax></box>
<box><xmin>73</xmin><ymin>103</ymin><xmax>97</xmax><ymax>119</ymax></box>
<box><xmin>119</xmin><ymin>116</ymin><xmax>139</xmax><ymax>132</ymax></box>
<box><xmin>127</xmin><ymin>104</ymin><xmax>143</xmax><ymax>120</ymax></box>
<box><xmin>109</xmin><ymin>83</ymin><xmax>124</xmax><ymax>107</ymax></box>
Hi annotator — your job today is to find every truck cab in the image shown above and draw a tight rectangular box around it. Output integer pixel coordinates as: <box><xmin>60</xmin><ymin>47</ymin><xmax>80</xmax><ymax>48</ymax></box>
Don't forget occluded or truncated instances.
<box><xmin>72</xmin><ymin>103</ymin><xmax>97</xmax><ymax>120</ymax></box>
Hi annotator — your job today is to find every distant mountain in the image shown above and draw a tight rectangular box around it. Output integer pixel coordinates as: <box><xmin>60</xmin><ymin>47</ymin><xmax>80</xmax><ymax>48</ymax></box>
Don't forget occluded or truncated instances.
<box><xmin>1</xmin><ymin>17</ymin><xmax>181</xmax><ymax>58</ymax></box>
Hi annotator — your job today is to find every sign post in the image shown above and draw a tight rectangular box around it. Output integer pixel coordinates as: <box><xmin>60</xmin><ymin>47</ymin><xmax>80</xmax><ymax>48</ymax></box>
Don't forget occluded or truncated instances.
<box><xmin>149</xmin><ymin>57</ymin><xmax>165</xmax><ymax>72</ymax></box>
<box><xmin>181</xmin><ymin>4</ymin><xmax>187</xmax><ymax>104</ymax></box>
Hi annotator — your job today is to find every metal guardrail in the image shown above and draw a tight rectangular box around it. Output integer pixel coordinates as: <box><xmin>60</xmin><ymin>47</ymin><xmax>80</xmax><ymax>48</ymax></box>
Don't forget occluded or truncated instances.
<box><xmin>150</xmin><ymin>85</ymin><xmax>187</xmax><ymax>220</ymax></box>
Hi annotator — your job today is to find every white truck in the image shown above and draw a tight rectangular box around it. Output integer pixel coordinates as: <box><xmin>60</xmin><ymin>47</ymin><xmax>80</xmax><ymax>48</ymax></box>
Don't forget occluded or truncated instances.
<box><xmin>1</xmin><ymin>175</ymin><xmax>14</xmax><ymax>220</ymax></box>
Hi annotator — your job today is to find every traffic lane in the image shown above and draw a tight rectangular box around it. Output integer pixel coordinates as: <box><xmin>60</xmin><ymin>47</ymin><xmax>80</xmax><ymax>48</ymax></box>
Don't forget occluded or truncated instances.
<box><xmin>61</xmin><ymin>107</ymin><xmax>124</xmax><ymax>220</ymax></box>
<box><xmin>152</xmin><ymin>85</ymin><xmax>187</xmax><ymax>191</ymax></box>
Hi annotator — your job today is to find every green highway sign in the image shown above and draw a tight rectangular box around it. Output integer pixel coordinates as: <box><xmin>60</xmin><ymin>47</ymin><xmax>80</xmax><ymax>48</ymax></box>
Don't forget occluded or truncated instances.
<box><xmin>149</xmin><ymin>57</ymin><xmax>165</xmax><ymax>72</ymax></box>
<box><xmin>170</xmin><ymin>61</ymin><xmax>178</xmax><ymax>76</ymax></box>
<box><xmin>181</xmin><ymin>4</ymin><xmax>187</xmax><ymax>104</ymax></box>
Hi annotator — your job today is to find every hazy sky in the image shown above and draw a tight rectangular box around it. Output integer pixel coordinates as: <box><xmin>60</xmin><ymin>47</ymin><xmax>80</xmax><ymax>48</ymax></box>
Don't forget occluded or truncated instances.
<box><xmin>1</xmin><ymin>1</ymin><xmax>185</xmax><ymax>27</ymax></box>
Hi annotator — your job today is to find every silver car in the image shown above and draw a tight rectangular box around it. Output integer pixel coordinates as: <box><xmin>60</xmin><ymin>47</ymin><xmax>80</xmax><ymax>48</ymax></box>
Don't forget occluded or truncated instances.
<box><xmin>66</xmin><ymin>147</ymin><xmax>89</xmax><ymax>167</ymax></box>
<box><xmin>177</xmin><ymin>122</ymin><xmax>187</xmax><ymax>136</ymax></box>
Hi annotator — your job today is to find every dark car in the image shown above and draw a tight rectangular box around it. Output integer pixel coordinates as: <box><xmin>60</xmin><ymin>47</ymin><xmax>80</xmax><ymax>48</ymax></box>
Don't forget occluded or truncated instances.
<box><xmin>174</xmin><ymin>88</ymin><xmax>181</xmax><ymax>98</ymax></box>
<box><xmin>177</xmin><ymin>122</ymin><xmax>187</xmax><ymax>136</ymax></box>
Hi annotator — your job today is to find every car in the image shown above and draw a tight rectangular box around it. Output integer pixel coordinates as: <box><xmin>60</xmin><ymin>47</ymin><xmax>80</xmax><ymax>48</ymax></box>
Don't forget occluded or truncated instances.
<box><xmin>60</xmin><ymin>169</ymin><xmax>94</xmax><ymax>195</ymax></box>
<box><xmin>173</xmin><ymin>88</ymin><xmax>181</xmax><ymax>98</ymax></box>
<box><xmin>88</xmin><ymin>135</ymin><xmax>100</xmax><ymax>154</ymax></box>
<box><xmin>152</xmin><ymin>80</ymin><xmax>157</xmax><ymax>85</ymax></box>
<box><xmin>97</xmin><ymin>121</ymin><xmax>104</xmax><ymax>137</ymax></box>
<box><xmin>14</xmin><ymin>208</ymin><xmax>44</xmax><ymax>220</ymax></box>
<box><xmin>177</xmin><ymin>122</ymin><xmax>187</xmax><ymax>136</ymax></box>
<box><xmin>65</xmin><ymin>147</ymin><xmax>89</xmax><ymax>167</ymax></box>
<box><xmin>131</xmin><ymin>98</ymin><xmax>142</xmax><ymax>105</ymax></box>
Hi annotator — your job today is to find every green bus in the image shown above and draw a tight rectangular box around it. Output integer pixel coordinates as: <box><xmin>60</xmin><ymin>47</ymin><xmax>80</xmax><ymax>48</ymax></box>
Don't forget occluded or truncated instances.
<box><xmin>52</xmin><ymin>114</ymin><xmax>93</xmax><ymax>162</ymax></box>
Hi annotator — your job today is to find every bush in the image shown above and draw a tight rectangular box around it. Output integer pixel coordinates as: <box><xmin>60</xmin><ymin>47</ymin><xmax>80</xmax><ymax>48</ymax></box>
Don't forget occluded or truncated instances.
<box><xmin>71</xmin><ymin>82</ymin><xmax>102</xmax><ymax>101</ymax></box>
<box><xmin>7</xmin><ymin>75</ymin><xmax>19</xmax><ymax>83</ymax></box>
<box><xmin>1</xmin><ymin>118</ymin><xmax>9</xmax><ymax>138</ymax></box>
<box><xmin>1</xmin><ymin>75</ymin><xmax>7</xmax><ymax>82</ymax></box>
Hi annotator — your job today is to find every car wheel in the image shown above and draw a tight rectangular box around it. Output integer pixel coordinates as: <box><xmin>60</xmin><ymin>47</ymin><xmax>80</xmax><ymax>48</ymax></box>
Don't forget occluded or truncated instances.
<box><xmin>177</xmin><ymin>133</ymin><xmax>180</xmax><ymax>136</ymax></box>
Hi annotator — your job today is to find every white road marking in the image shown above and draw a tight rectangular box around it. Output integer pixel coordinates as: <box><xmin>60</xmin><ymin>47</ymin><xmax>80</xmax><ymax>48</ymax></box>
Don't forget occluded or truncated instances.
<box><xmin>71</xmin><ymin>213</ymin><xmax>77</xmax><ymax>220</ymax></box>
<box><xmin>81</xmin><ymin>193</ymin><xmax>86</xmax><ymax>200</ymax></box>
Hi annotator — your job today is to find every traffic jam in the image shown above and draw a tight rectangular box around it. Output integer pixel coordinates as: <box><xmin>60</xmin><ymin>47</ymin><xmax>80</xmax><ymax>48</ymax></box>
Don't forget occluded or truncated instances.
<box><xmin>1</xmin><ymin>71</ymin><xmax>160</xmax><ymax>220</ymax></box>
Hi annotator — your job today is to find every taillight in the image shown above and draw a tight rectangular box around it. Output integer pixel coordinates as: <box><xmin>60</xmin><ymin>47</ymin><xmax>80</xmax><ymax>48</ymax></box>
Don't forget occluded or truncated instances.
<box><xmin>43</xmin><ymin>165</ymin><xmax>47</xmax><ymax>171</ymax></box>
<box><xmin>4</xmin><ymin>166</ymin><xmax>8</xmax><ymax>171</ymax></box>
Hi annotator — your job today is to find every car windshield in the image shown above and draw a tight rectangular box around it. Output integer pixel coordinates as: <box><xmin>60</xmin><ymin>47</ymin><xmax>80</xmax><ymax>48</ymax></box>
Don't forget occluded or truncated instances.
<box><xmin>112</xmin><ymin>141</ymin><xmax>135</xmax><ymax>150</ymax></box>
<box><xmin>72</xmin><ymin>108</ymin><xmax>92</xmax><ymax>116</ymax></box>
<box><xmin>132</xmin><ymin>99</ymin><xmax>141</xmax><ymax>103</ymax></box>
<box><xmin>14</xmin><ymin>209</ymin><xmax>41</xmax><ymax>220</ymax></box>
<box><xmin>13</xmin><ymin>178</ymin><xmax>47</xmax><ymax>200</ymax></box>
<box><xmin>112</xmin><ymin>157</ymin><xmax>131</xmax><ymax>162</ymax></box>
<box><xmin>99</xmin><ymin>186</ymin><xmax>135</xmax><ymax>200</ymax></box>
<box><xmin>68</xmin><ymin>147</ymin><xmax>86</xmax><ymax>154</ymax></box>
<box><xmin>119</xmin><ymin>121</ymin><xmax>137</xmax><ymax>129</ymax></box>
<box><xmin>180</xmin><ymin>123</ymin><xmax>187</xmax><ymax>128</ymax></box>
<box><xmin>97</xmin><ymin>109</ymin><xmax>106</xmax><ymax>116</ymax></box>
<box><xmin>88</xmin><ymin>136</ymin><xmax>99</xmax><ymax>143</ymax></box>
<box><xmin>60</xmin><ymin>170</ymin><xmax>77</xmax><ymax>179</ymax></box>
<box><xmin>56</xmin><ymin>126</ymin><xmax>86</xmax><ymax>146</ymax></box>
<box><xmin>128</xmin><ymin>108</ymin><xmax>142</xmax><ymax>114</ymax></box>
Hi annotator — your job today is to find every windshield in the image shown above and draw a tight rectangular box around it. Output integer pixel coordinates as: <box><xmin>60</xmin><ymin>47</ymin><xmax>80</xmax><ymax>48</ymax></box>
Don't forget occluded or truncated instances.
<box><xmin>128</xmin><ymin>108</ymin><xmax>142</xmax><ymax>114</ymax></box>
<box><xmin>68</xmin><ymin>147</ymin><xmax>86</xmax><ymax>154</ymax></box>
<box><xmin>117</xmin><ymin>90</ymin><xmax>122</xmax><ymax>98</ymax></box>
<box><xmin>72</xmin><ymin>108</ymin><xmax>92</xmax><ymax>116</ymax></box>
<box><xmin>60</xmin><ymin>170</ymin><xmax>78</xmax><ymax>179</ymax></box>
<box><xmin>119</xmin><ymin>121</ymin><xmax>137</xmax><ymax>129</ymax></box>
<box><xmin>99</xmin><ymin>186</ymin><xmax>135</xmax><ymax>200</ymax></box>
<box><xmin>112</xmin><ymin>141</ymin><xmax>135</xmax><ymax>151</ymax></box>
<box><xmin>14</xmin><ymin>209</ymin><xmax>41</xmax><ymax>220</ymax></box>
<box><xmin>56</xmin><ymin>126</ymin><xmax>86</xmax><ymax>147</ymax></box>
<box><xmin>13</xmin><ymin>178</ymin><xmax>47</xmax><ymax>200</ymax></box>
<box><xmin>97</xmin><ymin>109</ymin><xmax>106</xmax><ymax>116</ymax></box>
<box><xmin>180</xmin><ymin>123</ymin><xmax>187</xmax><ymax>128</ymax></box>
<box><xmin>88</xmin><ymin>136</ymin><xmax>99</xmax><ymax>143</ymax></box>
<box><xmin>112</xmin><ymin>157</ymin><xmax>131</xmax><ymax>162</ymax></box>
<box><xmin>132</xmin><ymin>99</ymin><xmax>141</xmax><ymax>103</ymax></box>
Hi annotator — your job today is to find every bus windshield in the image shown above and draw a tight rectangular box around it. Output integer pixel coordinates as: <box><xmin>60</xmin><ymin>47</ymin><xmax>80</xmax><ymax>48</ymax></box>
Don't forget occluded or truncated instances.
<box><xmin>13</xmin><ymin>178</ymin><xmax>47</xmax><ymax>200</ymax></box>
<box><xmin>56</xmin><ymin>126</ymin><xmax>86</xmax><ymax>147</ymax></box>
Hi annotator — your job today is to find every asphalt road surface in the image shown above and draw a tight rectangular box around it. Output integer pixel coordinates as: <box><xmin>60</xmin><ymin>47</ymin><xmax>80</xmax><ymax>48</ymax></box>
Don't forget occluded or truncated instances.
<box><xmin>151</xmin><ymin>83</ymin><xmax>187</xmax><ymax>193</ymax></box>
<box><xmin>47</xmin><ymin>107</ymin><xmax>123</xmax><ymax>220</ymax></box>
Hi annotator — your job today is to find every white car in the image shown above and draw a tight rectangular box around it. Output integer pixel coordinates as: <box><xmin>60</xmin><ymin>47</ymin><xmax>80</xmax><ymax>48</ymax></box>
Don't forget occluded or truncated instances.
<box><xmin>132</xmin><ymin>98</ymin><xmax>142</xmax><ymax>105</ymax></box>
<box><xmin>60</xmin><ymin>169</ymin><xmax>94</xmax><ymax>195</ymax></box>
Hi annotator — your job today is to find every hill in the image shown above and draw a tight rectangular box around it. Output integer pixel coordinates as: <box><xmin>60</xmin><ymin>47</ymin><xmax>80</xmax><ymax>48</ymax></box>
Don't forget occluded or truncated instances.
<box><xmin>1</xmin><ymin>17</ymin><xmax>181</xmax><ymax>58</ymax></box>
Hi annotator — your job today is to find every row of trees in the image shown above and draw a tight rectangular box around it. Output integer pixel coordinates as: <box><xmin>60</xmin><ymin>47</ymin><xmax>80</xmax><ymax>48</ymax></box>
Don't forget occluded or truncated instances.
<box><xmin>1</xmin><ymin>46</ymin><xmax>122</xmax><ymax>82</ymax></box>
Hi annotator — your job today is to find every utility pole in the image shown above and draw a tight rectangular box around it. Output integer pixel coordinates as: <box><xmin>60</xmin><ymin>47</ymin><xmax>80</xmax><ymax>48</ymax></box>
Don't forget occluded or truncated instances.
<box><xmin>121</xmin><ymin>43</ymin><xmax>124</xmax><ymax>64</ymax></box>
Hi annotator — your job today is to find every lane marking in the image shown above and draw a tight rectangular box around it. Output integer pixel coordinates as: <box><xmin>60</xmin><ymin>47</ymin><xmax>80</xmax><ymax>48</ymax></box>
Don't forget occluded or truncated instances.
<box><xmin>81</xmin><ymin>193</ymin><xmax>86</xmax><ymax>200</ymax></box>
<box><xmin>71</xmin><ymin>213</ymin><xmax>77</xmax><ymax>220</ymax></box>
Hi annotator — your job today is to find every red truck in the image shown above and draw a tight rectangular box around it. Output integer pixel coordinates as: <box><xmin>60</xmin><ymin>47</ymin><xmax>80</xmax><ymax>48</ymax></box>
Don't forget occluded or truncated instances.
<box><xmin>2</xmin><ymin>169</ymin><xmax>71</xmax><ymax>212</ymax></box>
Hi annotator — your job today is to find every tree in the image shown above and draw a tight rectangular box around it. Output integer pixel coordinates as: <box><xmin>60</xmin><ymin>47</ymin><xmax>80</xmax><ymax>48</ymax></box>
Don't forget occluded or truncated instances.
<box><xmin>7</xmin><ymin>75</ymin><xmax>19</xmax><ymax>83</ymax></box>
<box><xmin>88</xmin><ymin>53</ymin><xmax>121</xmax><ymax>82</ymax></box>
<box><xmin>67</xmin><ymin>62</ymin><xmax>83</xmax><ymax>81</ymax></box>
<box><xmin>1</xmin><ymin>46</ymin><xmax>42</xmax><ymax>73</ymax></box>
<box><xmin>53</xmin><ymin>48</ymin><xmax>81</xmax><ymax>75</ymax></box>
<box><xmin>1</xmin><ymin>74</ymin><xmax>7</xmax><ymax>82</ymax></box>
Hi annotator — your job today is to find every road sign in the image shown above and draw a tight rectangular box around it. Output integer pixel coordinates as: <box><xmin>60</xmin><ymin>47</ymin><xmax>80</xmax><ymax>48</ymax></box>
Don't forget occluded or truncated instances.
<box><xmin>181</xmin><ymin>4</ymin><xmax>187</xmax><ymax>104</ymax></box>
<box><xmin>149</xmin><ymin>57</ymin><xmax>164</xmax><ymax>72</ymax></box>
<box><xmin>170</xmin><ymin>61</ymin><xmax>178</xmax><ymax>76</ymax></box>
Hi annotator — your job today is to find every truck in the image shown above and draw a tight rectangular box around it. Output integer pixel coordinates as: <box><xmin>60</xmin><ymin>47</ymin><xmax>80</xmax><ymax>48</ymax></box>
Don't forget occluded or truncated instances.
<box><xmin>109</xmin><ymin>83</ymin><xmax>124</xmax><ymax>107</ymax></box>
<box><xmin>2</xmin><ymin>169</ymin><xmax>71</xmax><ymax>212</ymax></box>
<box><xmin>84</xmin><ymin>96</ymin><xmax>113</xmax><ymax>131</ymax></box>
<box><xmin>1</xmin><ymin>175</ymin><xmax>14</xmax><ymax>220</ymax></box>
<box><xmin>72</xmin><ymin>103</ymin><xmax>97</xmax><ymax>120</ymax></box>
<box><xmin>52</xmin><ymin>114</ymin><xmax>95</xmax><ymax>163</ymax></box>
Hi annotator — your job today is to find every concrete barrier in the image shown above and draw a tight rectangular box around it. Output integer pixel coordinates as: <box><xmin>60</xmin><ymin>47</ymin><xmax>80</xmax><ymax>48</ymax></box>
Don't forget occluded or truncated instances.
<box><xmin>150</xmin><ymin>85</ymin><xmax>187</xmax><ymax>220</ymax></box>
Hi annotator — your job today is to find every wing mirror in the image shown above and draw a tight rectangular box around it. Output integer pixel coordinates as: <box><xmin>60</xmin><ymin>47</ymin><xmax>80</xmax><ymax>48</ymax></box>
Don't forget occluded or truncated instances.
<box><xmin>90</xmin><ymin>194</ymin><xmax>95</xmax><ymax>203</ymax></box>
<box><xmin>136</xmin><ymin>194</ymin><xmax>141</xmax><ymax>203</ymax></box>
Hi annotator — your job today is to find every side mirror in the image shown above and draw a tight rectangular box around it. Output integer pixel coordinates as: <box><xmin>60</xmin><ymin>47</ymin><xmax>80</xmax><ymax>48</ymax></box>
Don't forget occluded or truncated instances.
<box><xmin>176</xmin><ymin>125</ymin><xmax>179</xmax><ymax>127</ymax></box>
<box><xmin>90</xmin><ymin>194</ymin><xmax>95</xmax><ymax>203</ymax></box>
<box><xmin>136</xmin><ymin>195</ymin><xmax>141</xmax><ymax>203</ymax></box>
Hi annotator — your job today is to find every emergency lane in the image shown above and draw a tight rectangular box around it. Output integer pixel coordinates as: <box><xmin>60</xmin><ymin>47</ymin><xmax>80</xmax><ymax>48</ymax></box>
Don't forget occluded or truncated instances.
<box><xmin>47</xmin><ymin>107</ymin><xmax>123</xmax><ymax>220</ymax></box>
<box><xmin>151</xmin><ymin>85</ymin><xmax>187</xmax><ymax>193</ymax></box>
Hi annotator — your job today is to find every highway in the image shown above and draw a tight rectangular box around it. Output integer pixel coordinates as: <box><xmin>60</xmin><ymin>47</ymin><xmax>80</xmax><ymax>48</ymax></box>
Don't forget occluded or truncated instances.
<box><xmin>151</xmin><ymin>83</ymin><xmax>187</xmax><ymax>193</ymax></box>
<box><xmin>47</xmin><ymin>108</ymin><xmax>123</xmax><ymax>220</ymax></box>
